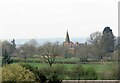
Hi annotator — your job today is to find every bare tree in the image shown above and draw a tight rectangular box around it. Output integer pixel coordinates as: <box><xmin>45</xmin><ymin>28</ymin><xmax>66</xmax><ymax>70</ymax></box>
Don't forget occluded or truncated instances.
<box><xmin>28</xmin><ymin>39</ymin><xmax>38</xmax><ymax>47</ymax></box>
<box><xmin>42</xmin><ymin>42</ymin><xmax>60</xmax><ymax>66</ymax></box>
<box><xmin>87</xmin><ymin>32</ymin><xmax>104</xmax><ymax>61</ymax></box>
<box><xmin>88</xmin><ymin>31</ymin><xmax>102</xmax><ymax>45</ymax></box>
<box><xmin>18</xmin><ymin>41</ymin><xmax>36</xmax><ymax>59</ymax></box>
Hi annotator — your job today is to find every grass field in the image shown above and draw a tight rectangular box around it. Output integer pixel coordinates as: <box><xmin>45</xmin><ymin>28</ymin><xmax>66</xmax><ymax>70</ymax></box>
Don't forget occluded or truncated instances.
<box><xmin>13</xmin><ymin>57</ymin><xmax>116</xmax><ymax>73</ymax></box>
<box><xmin>13</xmin><ymin>57</ymin><xmax>118</xmax><ymax>80</ymax></box>
<box><xmin>11</xmin><ymin>57</ymin><xmax>118</xmax><ymax>80</ymax></box>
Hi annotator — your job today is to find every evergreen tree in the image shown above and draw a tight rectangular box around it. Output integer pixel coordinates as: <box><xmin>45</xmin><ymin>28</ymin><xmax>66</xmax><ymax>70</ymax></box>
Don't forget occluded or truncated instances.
<box><xmin>101</xmin><ymin>27</ymin><xmax>115</xmax><ymax>57</ymax></box>
<box><xmin>11</xmin><ymin>39</ymin><xmax>16</xmax><ymax>45</ymax></box>
<box><xmin>2</xmin><ymin>39</ymin><xmax>16</xmax><ymax>66</ymax></box>
<box><xmin>2</xmin><ymin>50</ymin><xmax>12</xmax><ymax>66</ymax></box>
<box><xmin>11</xmin><ymin>39</ymin><xmax>16</xmax><ymax>52</ymax></box>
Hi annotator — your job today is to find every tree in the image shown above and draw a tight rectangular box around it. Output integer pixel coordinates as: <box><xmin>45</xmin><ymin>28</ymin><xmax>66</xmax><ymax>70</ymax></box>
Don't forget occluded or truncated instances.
<box><xmin>87</xmin><ymin>32</ymin><xmax>104</xmax><ymax>60</ymax></box>
<box><xmin>2</xmin><ymin>40</ymin><xmax>16</xmax><ymax>56</ymax></box>
<box><xmin>101</xmin><ymin>27</ymin><xmax>115</xmax><ymax>57</ymax></box>
<box><xmin>114</xmin><ymin>36</ymin><xmax>120</xmax><ymax>50</ymax></box>
<box><xmin>76</xmin><ymin>44</ymin><xmax>92</xmax><ymax>58</ymax></box>
<box><xmin>18</xmin><ymin>39</ymin><xmax>37</xmax><ymax>59</ymax></box>
<box><xmin>41</xmin><ymin>42</ymin><xmax>60</xmax><ymax>66</ymax></box>
<box><xmin>2</xmin><ymin>40</ymin><xmax>16</xmax><ymax>65</ymax></box>
<box><xmin>88</xmin><ymin>31</ymin><xmax>102</xmax><ymax>45</ymax></box>
<box><xmin>28</xmin><ymin>39</ymin><xmax>38</xmax><ymax>47</ymax></box>
<box><xmin>2</xmin><ymin>50</ymin><xmax>12</xmax><ymax>66</ymax></box>
<box><xmin>19</xmin><ymin>43</ymin><xmax>36</xmax><ymax>59</ymax></box>
<box><xmin>11</xmin><ymin>39</ymin><xmax>16</xmax><ymax>50</ymax></box>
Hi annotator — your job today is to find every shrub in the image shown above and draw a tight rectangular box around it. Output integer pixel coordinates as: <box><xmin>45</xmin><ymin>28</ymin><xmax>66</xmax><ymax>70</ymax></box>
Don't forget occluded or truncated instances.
<box><xmin>2</xmin><ymin>64</ymin><xmax>36</xmax><ymax>82</ymax></box>
<box><xmin>20</xmin><ymin>63</ymin><xmax>49</xmax><ymax>83</ymax></box>
<box><xmin>82</xmin><ymin>67</ymin><xmax>98</xmax><ymax>80</ymax></box>
<box><xmin>70</xmin><ymin>65</ymin><xmax>84</xmax><ymax>80</ymax></box>
<box><xmin>39</xmin><ymin>65</ymin><xmax>65</xmax><ymax>83</ymax></box>
<box><xmin>51</xmin><ymin>65</ymin><xmax>66</xmax><ymax>81</ymax></box>
<box><xmin>19</xmin><ymin>63</ymin><xmax>41</xmax><ymax>82</ymax></box>
<box><xmin>70</xmin><ymin>65</ymin><xmax>98</xmax><ymax>80</ymax></box>
<box><xmin>79</xmin><ymin>56</ymin><xmax>88</xmax><ymax>62</ymax></box>
<box><xmin>99</xmin><ymin>64</ymin><xmax>118</xmax><ymax>80</ymax></box>
<box><xmin>19</xmin><ymin>63</ymin><xmax>38</xmax><ymax>73</ymax></box>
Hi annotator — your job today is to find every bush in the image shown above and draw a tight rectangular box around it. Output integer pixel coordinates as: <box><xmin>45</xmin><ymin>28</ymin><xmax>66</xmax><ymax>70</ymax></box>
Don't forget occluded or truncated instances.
<box><xmin>19</xmin><ymin>63</ymin><xmax>41</xmax><ymax>82</ymax></box>
<box><xmin>19</xmin><ymin>63</ymin><xmax>38</xmax><ymax>73</ymax></box>
<box><xmin>70</xmin><ymin>65</ymin><xmax>84</xmax><ymax>80</ymax></box>
<box><xmin>99</xmin><ymin>64</ymin><xmax>118</xmax><ymax>80</ymax></box>
<box><xmin>39</xmin><ymin>65</ymin><xmax>65</xmax><ymax>83</ymax></box>
<box><xmin>20</xmin><ymin>63</ymin><xmax>48</xmax><ymax>83</ymax></box>
<box><xmin>2</xmin><ymin>64</ymin><xmax>36</xmax><ymax>82</ymax></box>
<box><xmin>82</xmin><ymin>67</ymin><xmax>98</xmax><ymax>80</ymax></box>
<box><xmin>80</xmin><ymin>56</ymin><xmax>88</xmax><ymax>62</ymax></box>
<box><xmin>70</xmin><ymin>65</ymin><xmax>98</xmax><ymax>80</ymax></box>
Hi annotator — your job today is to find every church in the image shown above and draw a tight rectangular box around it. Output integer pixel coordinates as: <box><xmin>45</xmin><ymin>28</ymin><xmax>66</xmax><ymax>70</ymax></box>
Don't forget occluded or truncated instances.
<box><xmin>63</xmin><ymin>30</ymin><xmax>80</xmax><ymax>47</ymax></box>
<box><xmin>63</xmin><ymin>31</ymin><xmax>80</xmax><ymax>55</ymax></box>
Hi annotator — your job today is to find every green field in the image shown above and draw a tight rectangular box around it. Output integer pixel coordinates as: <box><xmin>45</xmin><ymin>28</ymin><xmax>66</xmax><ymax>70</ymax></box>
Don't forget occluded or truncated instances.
<box><xmin>13</xmin><ymin>57</ymin><xmax>117</xmax><ymax>73</ymax></box>
<box><xmin>12</xmin><ymin>57</ymin><xmax>118</xmax><ymax>80</ymax></box>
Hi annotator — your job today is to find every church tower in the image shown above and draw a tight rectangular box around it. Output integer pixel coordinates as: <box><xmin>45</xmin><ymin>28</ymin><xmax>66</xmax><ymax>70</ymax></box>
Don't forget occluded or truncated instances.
<box><xmin>65</xmin><ymin>30</ymin><xmax>70</xmax><ymax>43</ymax></box>
<box><xmin>63</xmin><ymin>30</ymin><xmax>73</xmax><ymax>46</ymax></box>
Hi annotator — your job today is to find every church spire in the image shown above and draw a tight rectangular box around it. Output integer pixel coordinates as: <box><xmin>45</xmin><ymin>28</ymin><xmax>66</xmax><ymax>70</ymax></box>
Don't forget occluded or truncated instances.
<box><xmin>65</xmin><ymin>30</ymin><xmax>70</xmax><ymax>42</ymax></box>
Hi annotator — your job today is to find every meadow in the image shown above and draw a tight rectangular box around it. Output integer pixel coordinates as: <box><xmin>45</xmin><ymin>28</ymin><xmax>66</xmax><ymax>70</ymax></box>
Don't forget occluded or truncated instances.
<box><xmin>12</xmin><ymin>57</ymin><xmax>118</xmax><ymax>80</ymax></box>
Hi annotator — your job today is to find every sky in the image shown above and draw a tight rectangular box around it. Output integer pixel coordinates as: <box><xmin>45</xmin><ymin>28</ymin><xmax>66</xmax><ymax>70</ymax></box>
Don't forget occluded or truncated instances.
<box><xmin>0</xmin><ymin>0</ymin><xmax>119</xmax><ymax>39</ymax></box>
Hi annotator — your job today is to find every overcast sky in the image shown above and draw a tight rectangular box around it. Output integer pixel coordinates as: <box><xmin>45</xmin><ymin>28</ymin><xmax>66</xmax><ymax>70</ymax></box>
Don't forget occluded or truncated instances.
<box><xmin>0</xmin><ymin>0</ymin><xmax>119</xmax><ymax>39</ymax></box>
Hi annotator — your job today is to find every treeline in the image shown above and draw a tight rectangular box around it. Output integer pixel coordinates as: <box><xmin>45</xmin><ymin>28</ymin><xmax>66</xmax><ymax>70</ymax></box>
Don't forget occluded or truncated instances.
<box><xmin>1</xmin><ymin>26</ymin><xmax>119</xmax><ymax>65</ymax></box>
